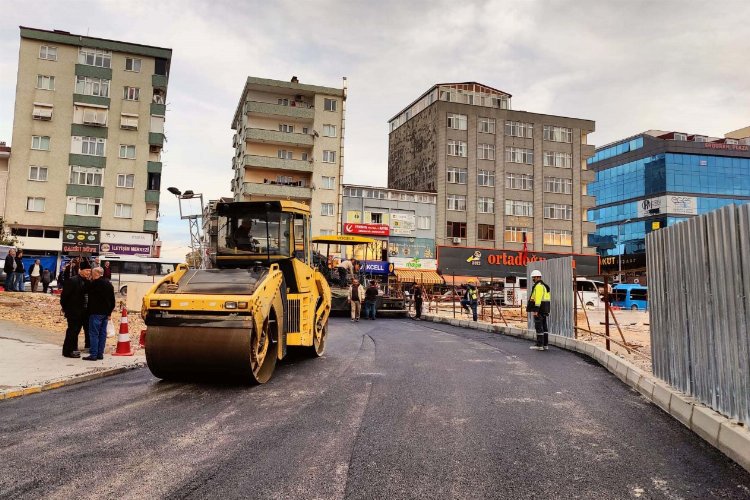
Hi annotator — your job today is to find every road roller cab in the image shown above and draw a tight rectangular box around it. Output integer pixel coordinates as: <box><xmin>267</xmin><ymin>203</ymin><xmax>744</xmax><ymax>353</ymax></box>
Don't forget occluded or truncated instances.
<box><xmin>142</xmin><ymin>201</ymin><xmax>331</xmax><ymax>384</ymax></box>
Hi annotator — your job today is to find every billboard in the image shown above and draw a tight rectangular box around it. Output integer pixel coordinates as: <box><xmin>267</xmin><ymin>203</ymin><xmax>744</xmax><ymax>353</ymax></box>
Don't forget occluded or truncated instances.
<box><xmin>390</xmin><ymin>257</ymin><xmax>438</xmax><ymax>270</ymax></box>
<box><xmin>62</xmin><ymin>227</ymin><xmax>100</xmax><ymax>254</ymax></box>
<box><xmin>361</xmin><ymin>260</ymin><xmax>392</xmax><ymax>275</ymax></box>
<box><xmin>343</xmin><ymin>223</ymin><xmax>390</xmax><ymax>236</ymax></box>
<box><xmin>390</xmin><ymin>213</ymin><xmax>416</xmax><ymax>235</ymax></box>
<box><xmin>637</xmin><ymin>195</ymin><xmax>697</xmax><ymax>217</ymax></box>
<box><xmin>437</xmin><ymin>246</ymin><xmax>600</xmax><ymax>277</ymax></box>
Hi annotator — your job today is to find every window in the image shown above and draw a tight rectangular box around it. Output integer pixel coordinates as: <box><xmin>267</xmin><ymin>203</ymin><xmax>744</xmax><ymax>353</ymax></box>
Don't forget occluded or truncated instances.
<box><xmin>478</xmin><ymin>143</ymin><xmax>495</xmax><ymax>160</ymax></box>
<box><xmin>114</xmin><ymin>203</ymin><xmax>133</xmax><ymax>218</ymax></box>
<box><xmin>321</xmin><ymin>203</ymin><xmax>335</xmax><ymax>216</ymax></box>
<box><xmin>447</xmin><ymin>140</ymin><xmax>467</xmax><ymax>157</ymax></box>
<box><xmin>26</xmin><ymin>197</ymin><xmax>45</xmax><ymax>212</ymax></box>
<box><xmin>75</xmin><ymin>76</ymin><xmax>110</xmax><ymax>97</ymax></box>
<box><xmin>36</xmin><ymin>75</ymin><xmax>55</xmax><ymax>90</ymax></box>
<box><xmin>32</xmin><ymin>104</ymin><xmax>53</xmax><ymax>121</ymax></box>
<box><xmin>446</xmin><ymin>221</ymin><xmax>467</xmax><ymax>238</ymax></box>
<box><xmin>78</xmin><ymin>107</ymin><xmax>107</xmax><ymax>126</ymax></box>
<box><xmin>322</xmin><ymin>124</ymin><xmax>337</xmax><ymax>137</ymax></box>
<box><xmin>120</xmin><ymin>113</ymin><xmax>138</xmax><ymax>130</ymax></box>
<box><xmin>478</xmin><ymin>224</ymin><xmax>495</xmax><ymax>241</ymax></box>
<box><xmin>28</xmin><ymin>166</ymin><xmax>48</xmax><ymax>181</ymax></box>
<box><xmin>301</xmin><ymin>152</ymin><xmax>308</xmax><ymax>161</ymax></box>
<box><xmin>69</xmin><ymin>166</ymin><xmax>104</xmax><ymax>186</ymax></box>
<box><xmin>447</xmin><ymin>113</ymin><xmax>467</xmax><ymax>130</ymax></box>
<box><xmin>324</xmin><ymin>98</ymin><xmax>337</xmax><ymax>111</ymax></box>
<box><xmin>543</xmin><ymin>125</ymin><xmax>573</xmax><ymax>143</ymax></box>
<box><xmin>673</xmin><ymin>133</ymin><xmax>687</xmax><ymax>141</ymax></box>
<box><xmin>31</xmin><ymin>136</ymin><xmax>50</xmax><ymax>151</ymax></box>
<box><xmin>447</xmin><ymin>194</ymin><xmax>466</xmax><ymax>211</ymax></box>
<box><xmin>78</xmin><ymin>48</ymin><xmax>111</xmax><ymax>68</ymax></box>
<box><xmin>123</xmin><ymin>87</ymin><xmax>140</xmax><ymax>101</ymax></box>
<box><xmin>478</xmin><ymin>197</ymin><xmax>495</xmax><ymax>214</ymax></box>
<box><xmin>693</xmin><ymin>135</ymin><xmax>707</xmax><ymax>143</ymax></box>
<box><xmin>544</xmin><ymin>203</ymin><xmax>573</xmax><ymax>220</ymax></box>
<box><xmin>148</xmin><ymin>172</ymin><xmax>161</xmax><ymax>191</ymax></box>
<box><xmin>544</xmin><ymin>229</ymin><xmax>572</xmax><ymax>246</ymax></box>
<box><xmin>67</xmin><ymin>196</ymin><xmax>102</xmax><ymax>216</ymax></box>
<box><xmin>117</xmin><ymin>174</ymin><xmax>135</xmax><ymax>188</ymax></box>
<box><xmin>119</xmin><ymin>145</ymin><xmax>136</xmax><ymax>159</ymax></box>
<box><xmin>505</xmin><ymin>121</ymin><xmax>533</xmax><ymax>138</ymax></box>
<box><xmin>505</xmin><ymin>226</ymin><xmax>533</xmax><ymax>243</ymax></box>
<box><xmin>505</xmin><ymin>147</ymin><xmax>534</xmax><ymax>164</ymax></box>
<box><xmin>506</xmin><ymin>173</ymin><xmax>534</xmax><ymax>190</ymax></box>
<box><xmin>478</xmin><ymin>169</ymin><xmax>495</xmax><ymax>187</ymax></box>
<box><xmin>505</xmin><ymin>200</ymin><xmax>533</xmax><ymax>217</ymax></box>
<box><xmin>277</xmin><ymin>150</ymin><xmax>293</xmax><ymax>160</ymax></box>
<box><xmin>279</xmin><ymin>124</ymin><xmax>294</xmax><ymax>133</ymax></box>
<box><xmin>447</xmin><ymin>167</ymin><xmax>467</xmax><ymax>184</ymax></box>
<box><xmin>323</xmin><ymin>150</ymin><xmax>336</xmax><ymax>163</ymax></box>
<box><xmin>321</xmin><ymin>176</ymin><xmax>335</xmax><ymax>189</ymax></box>
<box><xmin>417</xmin><ymin>216</ymin><xmax>431</xmax><ymax>230</ymax></box>
<box><xmin>39</xmin><ymin>45</ymin><xmax>57</xmax><ymax>61</ymax></box>
<box><xmin>79</xmin><ymin>136</ymin><xmax>106</xmax><ymax>156</ymax></box>
<box><xmin>277</xmin><ymin>98</ymin><xmax>289</xmax><ymax>106</ymax></box>
<box><xmin>544</xmin><ymin>177</ymin><xmax>572</xmax><ymax>194</ymax></box>
<box><xmin>543</xmin><ymin>151</ymin><xmax>572</xmax><ymax>168</ymax></box>
<box><xmin>370</xmin><ymin>213</ymin><xmax>383</xmax><ymax>224</ymax></box>
<box><xmin>125</xmin><ymin>58</ymin><xmax>141</xmax><ymax>72</ymax></box>
<box><xmin>478</xmin><ymin>117</ymin><xmax>495</xmax><ymax>134</ymax></box>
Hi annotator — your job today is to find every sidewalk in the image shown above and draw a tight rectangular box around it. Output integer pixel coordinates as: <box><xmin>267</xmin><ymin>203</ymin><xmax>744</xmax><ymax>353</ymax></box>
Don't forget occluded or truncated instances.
<box><xmin>0</xmin><ymin>318</ymin><xmax>145</xmax><ymax>400</ymax></box>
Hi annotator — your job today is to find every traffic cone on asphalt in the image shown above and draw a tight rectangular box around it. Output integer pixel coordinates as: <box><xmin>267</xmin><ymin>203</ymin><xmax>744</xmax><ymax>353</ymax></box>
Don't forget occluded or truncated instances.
<box><xmin>139</xmin><ymin>329</ymin><xmax>147</xmax><ymax>348</ymax></box>
<box><xmin>112</xmin><ymin>306</ymin><xmax>134</xmax><ymax>356</ymax></box>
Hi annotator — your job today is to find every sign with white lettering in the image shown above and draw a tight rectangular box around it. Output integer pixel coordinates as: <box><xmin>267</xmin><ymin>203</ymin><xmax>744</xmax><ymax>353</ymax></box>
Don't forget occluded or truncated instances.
<box><xmin>637</xmin><ymin>196</ymin><xmax>697</xmax><ymax>217</ymax></box>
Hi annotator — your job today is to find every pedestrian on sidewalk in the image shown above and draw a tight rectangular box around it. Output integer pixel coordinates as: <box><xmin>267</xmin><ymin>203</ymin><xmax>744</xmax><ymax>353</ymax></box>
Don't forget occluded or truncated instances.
<box><xmin>103</xmin><ymin>260</ymin><xmax>111</xmax><ymax>280</ymax></box>
<box><xmin>78</xmin><ymin>261</ymin><xmax>92</xmax><ymax>352</ymax></box>
<box><xmin>348</xmin><ymin>278</ymin><xmax>364</xmax><ymax>322</ymax></box>
<box><xmin>60</xmin><ymin>266</ymin><xmax>89</xmax><ymax>358</ymax></box>
<box><xmin>83</xmin><ymin>267</ymin><xmax>115</xmax><ymax>361</ymax></box>
<box><xmin>41</xmin><ymin>268</ymin><xmax>51</xmax><ymax>294</ymax></box>
<box><xmin>528</xmin><ymin>270</ymin><xmax>551</xmax><ymax>351</ymax></box>
<box><xmin>364</xmin><ymin>280</ymin><xmax>379</xmax><ymax>320</ymax></box>
<box><xmin>13</xmin><ymin>250</ymin><xmax>25</xmax><ymax>292</ymax></box>
<box><xmin>3</xmin><ymin>248</ymin><xmax>17</xmax><ymax>291</ymax></box>
<box><xmin>28</xmin><ymin>259</ymin><xmax>43</xmax><ymax>293</ymax></box>
<box><xmin>413</xmin><ymin>285</ymin><xmax>423</xmax><ymax>320</ymax></box>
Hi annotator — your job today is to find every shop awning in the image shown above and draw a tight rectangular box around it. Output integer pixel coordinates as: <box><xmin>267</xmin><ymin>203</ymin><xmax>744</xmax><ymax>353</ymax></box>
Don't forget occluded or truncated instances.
<box><xmin>394</xmin><ymin>269</ymin><xmax>444</xmax><ymax>285</ymax></box>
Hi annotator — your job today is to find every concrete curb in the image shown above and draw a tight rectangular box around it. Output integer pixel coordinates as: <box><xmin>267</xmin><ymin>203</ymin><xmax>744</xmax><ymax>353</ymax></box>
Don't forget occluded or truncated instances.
<box><xmin>422</xmin><ymin>313</ymin><xmax>750</xmax><ymax>474</ymax></box>
<box><xmin>0</xmin><ymin>362</ymin><xmax>146</xmax><ymax>402</ymax></box>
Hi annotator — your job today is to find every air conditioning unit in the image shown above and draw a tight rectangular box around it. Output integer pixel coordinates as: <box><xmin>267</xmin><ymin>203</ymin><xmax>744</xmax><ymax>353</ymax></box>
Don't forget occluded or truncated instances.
<box><xmin>452</xmin><ymin>237</ymin><xmax>461</xmax><ymax>244</ymax></box>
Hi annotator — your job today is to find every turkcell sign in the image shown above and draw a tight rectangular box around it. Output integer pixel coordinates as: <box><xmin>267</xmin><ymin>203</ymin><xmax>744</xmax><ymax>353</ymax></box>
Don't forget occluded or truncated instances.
<box><xmin>437</xmin><ymin>246</ymin><xmax>600</xmax><ymax>277</ymax></box>
<box><xmin>362</xmin><ymin>260</ymin><xmax>391</xmax><ymax>275</ymax></box>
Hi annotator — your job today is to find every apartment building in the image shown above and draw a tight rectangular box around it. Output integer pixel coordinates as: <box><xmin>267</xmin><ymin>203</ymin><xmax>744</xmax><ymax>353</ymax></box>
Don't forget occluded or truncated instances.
<box><xmin>0</xmin><ymin>142</ymin><xmax>9</xmax><ymax>218</ymax></box>
<box><xmin>387</xmin><ymin>83</ymin><xmax>597</xmax><ymax>268</ymax></box>
<box><xmin>4</xmin><ymin>27</ymin><xmax>170</xmax><ymax>263</ymax></box>
<box><xmin>230</xmin><ymin>76</ymin><xmax>346</xmax><ymax>237</ymax></box>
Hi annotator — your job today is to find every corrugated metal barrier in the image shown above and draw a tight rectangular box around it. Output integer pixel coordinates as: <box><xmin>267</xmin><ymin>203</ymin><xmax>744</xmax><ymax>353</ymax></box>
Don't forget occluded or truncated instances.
<box><xmin>647</xmin><ymin>204</ymin><xmax>750</xmax><ymax>425</ymax></box>
<box><xmin>527</xmin><ymin>256</ymin><xmax>574</xmax><ymax>338</ymax></box>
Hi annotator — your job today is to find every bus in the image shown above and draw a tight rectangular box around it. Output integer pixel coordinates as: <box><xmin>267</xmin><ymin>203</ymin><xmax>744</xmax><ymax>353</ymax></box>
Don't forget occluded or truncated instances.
<box><xmin>100</xmin><ymin>256</ymin><xmax>183</xmax><ymax>295</ymax></box>
<box><xmin>611</xmin><ymin>284</ymin><xmax>649</xmax><ymax>311</ymax></box>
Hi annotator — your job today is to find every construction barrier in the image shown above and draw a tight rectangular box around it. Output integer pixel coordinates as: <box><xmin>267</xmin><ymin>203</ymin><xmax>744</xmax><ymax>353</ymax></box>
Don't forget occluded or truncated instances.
<box><xmin>112</xmin><ymin>305</ymin><xmax>134</xmax><ymax>357</ymax></box>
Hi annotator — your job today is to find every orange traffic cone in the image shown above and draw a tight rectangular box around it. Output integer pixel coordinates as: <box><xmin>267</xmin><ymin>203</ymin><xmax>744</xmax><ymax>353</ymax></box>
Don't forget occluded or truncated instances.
<box><xmin>112</xmin><ymin>306</ymin><xmax>134</xmax><ymax>356</ymax></box>
<box><xmin>139</xmin><ymin>329</ymin><xmax>147</xmax><ymax>348</ymax></box>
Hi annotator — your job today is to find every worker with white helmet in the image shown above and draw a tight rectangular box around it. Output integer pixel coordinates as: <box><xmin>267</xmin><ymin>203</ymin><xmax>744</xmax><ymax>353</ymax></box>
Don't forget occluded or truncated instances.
<box><xmin>528</xmin><ymin>270</ymin><xmax>551</xmax><ymax>350</ymax></box>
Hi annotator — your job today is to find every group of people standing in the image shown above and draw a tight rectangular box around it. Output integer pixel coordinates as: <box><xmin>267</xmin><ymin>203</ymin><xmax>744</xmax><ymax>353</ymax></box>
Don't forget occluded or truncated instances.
<box><xmin>3</xmin><ymin>248</ymin><xmax>52</xmax><ymax>293</ymax></box>
<box><xmin>347</xmin><ymin>278</ymin><xmax>381</xmax><ymax>321</ymax></box>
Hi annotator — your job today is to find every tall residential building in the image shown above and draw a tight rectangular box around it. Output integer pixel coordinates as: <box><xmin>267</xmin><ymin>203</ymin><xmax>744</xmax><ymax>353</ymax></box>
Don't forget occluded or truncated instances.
<box><xmin>587</xmin><ymin>129</ymin><xmax>750</xmax><ymax>268</ymax></box>
<box><xmin>387</xmin><ymin>82</ymin><xmax>597</xmax><ymax>257</ymax></box>
<box><xmin>0</xmin><ymin>142</ymin><xmax>9</xmax><ymax>218</ymax></box>
<box><xmin>230</xmin><ymin>76</ymin><xmax>346</xmax><ymax>237</ymax></box>
<box><xmin>4</xmin><ymin>27</ymin><xmax>170</xmax><ymax>263</ymax></box>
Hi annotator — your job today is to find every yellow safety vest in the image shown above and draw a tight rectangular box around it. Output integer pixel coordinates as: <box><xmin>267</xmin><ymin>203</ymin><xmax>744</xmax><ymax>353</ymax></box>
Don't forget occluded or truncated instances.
<box><xmin>530</xmin><ymin>281</ymin><xmax>550</xmax><ymax>306</ymax></box>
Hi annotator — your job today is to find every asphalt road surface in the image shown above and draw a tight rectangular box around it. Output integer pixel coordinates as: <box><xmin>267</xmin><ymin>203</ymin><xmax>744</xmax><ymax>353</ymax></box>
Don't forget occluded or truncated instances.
<box><xmin>1</xmin><ymin>318</ymin><xmax>749</xmax><ymax>499</ymax></box>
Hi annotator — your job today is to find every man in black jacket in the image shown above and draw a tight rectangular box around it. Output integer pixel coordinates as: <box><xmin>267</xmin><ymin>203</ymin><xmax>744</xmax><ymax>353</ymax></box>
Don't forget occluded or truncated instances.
<box><xmin>3</xmin><ymin>248</ymin><xmax>17</xmax><ymax>291</ymax></box>
<box><xmin>13</xmin><ymin>249</ymin><xmax>25</xmax><ymax>292</ymax></box>
<box><xmin>83</xmin><ymin>267</ymin><xmax>115</xmax><ymax>361</ymax></box>
<box><xmin>60</xmin><ymin>266</ymin><xmax>90</xmax><ymax>358</ymax></box>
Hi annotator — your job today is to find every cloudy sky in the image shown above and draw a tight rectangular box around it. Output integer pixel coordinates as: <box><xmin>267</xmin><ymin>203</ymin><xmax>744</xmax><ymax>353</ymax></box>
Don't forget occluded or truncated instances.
<box><xmin>1</xmin><ymin>0</ymin><xmax>749</xmax><ymax>258</ymax></box>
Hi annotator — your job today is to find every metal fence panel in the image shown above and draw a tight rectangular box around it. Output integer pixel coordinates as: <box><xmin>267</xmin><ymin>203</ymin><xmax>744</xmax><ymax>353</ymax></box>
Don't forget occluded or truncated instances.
<box><xmin>527</xmin><ymin>256</ymin><xmax>574</xmax><ymax>338</ymax></box>
<box><xmin>647</xmin><ymin>204</ymin><xmax>750</xmax><ymax>424</ymax></box>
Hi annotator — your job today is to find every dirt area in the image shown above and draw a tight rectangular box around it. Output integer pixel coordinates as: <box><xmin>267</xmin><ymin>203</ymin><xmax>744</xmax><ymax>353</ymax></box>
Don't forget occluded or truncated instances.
<box><xmin>425</xmin><ymin>299</ymin><xmax>652</xmax><ymax>373</ymax></box>
<box><xmin>0</xmin><ymin>291</ymin><xmax>145</xmax><ymax>355</ymax></box>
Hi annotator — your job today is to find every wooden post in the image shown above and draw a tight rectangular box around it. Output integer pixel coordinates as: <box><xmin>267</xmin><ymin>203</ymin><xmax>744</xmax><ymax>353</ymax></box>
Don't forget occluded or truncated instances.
<box><xmin>452</xmin><ymin>274</ymin><xmax>456</xmax><ymax>319</ymax></box>
<box><xmin>604</xmin><ymin>274</ymin><xmax>611</xmax><ymax>351</ymax></box>
<box><xmin>573</xmin><ymin>269</ymin><xmax>578</xmax><ymax>339</ymax></box>
<box><xmin>490</xmin><ymin>275</ymin><xmax>494</xmax><ymax>325</ymax></box>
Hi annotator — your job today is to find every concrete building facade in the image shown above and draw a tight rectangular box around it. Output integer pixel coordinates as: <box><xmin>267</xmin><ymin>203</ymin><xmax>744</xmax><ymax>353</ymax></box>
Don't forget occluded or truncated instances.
<box><xmin>4</xmin><ymin>27</ymin><xmax>170</xmax><ymax>262</ymax></box>
<box><xmin>0</xmin><ymin>142</ymin><xmax>9</xmax><ymax>219</ymax></box>
<box><xmin>387</xmin><ymin>82</ymin><xmax>597</xmax><ymax>255</ymax></box>
<box><xmin>231</xmin><ymin>76</ymin><xmax>346</xmax><ymax>237</ymax></box>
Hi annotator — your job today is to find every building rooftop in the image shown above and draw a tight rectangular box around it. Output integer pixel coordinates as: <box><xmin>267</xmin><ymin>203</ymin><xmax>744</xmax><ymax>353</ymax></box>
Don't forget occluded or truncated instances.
<box><xmin>20</xmin><ymin>26</ymin><xmax>172</xmax><ymax>59</ymax></box>
<box><xmin>388</xmin><ymin>82</ymin><xmax>512</xmax><ymax>123</ymax></box>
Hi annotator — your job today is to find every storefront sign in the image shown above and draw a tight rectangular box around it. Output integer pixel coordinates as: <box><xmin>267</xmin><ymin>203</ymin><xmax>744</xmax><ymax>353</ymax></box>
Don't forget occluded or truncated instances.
<box><xmin>99</xmin><ymin>243</ymin><xmax>152</xmax><ymax>256</ymax></box>
<box><xmin>704</xmin><ymin>143</ymin><xmax>749</xmax><ymax>151</ymax></box>
<box><xmin>637</xmin><ymin>196</ymin><xmax>697</xmax><ymax>217</ymax></box>
<box><xmin>63</xmin><ymin>227</ymin><xmax>100</xmax><ymax>245</ymax></box>
<box><xmin>343</xmin><ymin>223</ymin><xmax>390</xmax><ymax>236</ymax></box>
<box><xmin>387</xmin><ymin>237</ymin><xmax>435</xmax><ymax>259</ymax></box>
<box><xmin>62</xmin><ymin>242</ymin><xmax>99</xmax><ymax>254</ymax></box>
<box><xmin>601</xmin><ymin>253</ymin><xmax>647</xmax><ymax>273</ymax></box>
<box><xmin>437</xmin><ymin>246</ymin><xmax>600</xmax><ymax>277</ymax></box>
<box><xmin>100</xmin><ymin>230</ymin><xmax>154</xmax><ymax>246</ymax></box>
<box><xmin>362</xmin><ymin>260</ymin><xmax>392</xmax><ymax>275</ymax></box>
<box><xmin>390</xmin><ymin>257</ymin><xmax>438</xmax><ymax>270</ymax></box>
<box><xmin>390</xmin><ymin>213</ymin><xmax>416</xmax><ymax>235</ymax></box>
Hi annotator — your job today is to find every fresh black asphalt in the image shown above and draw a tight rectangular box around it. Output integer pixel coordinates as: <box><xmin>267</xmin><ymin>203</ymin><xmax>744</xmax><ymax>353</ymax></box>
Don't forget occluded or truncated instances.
<box><xmin>1</xmin><ymin>318</ymin><xmax>749</xmax><ymax>499</ymax></box>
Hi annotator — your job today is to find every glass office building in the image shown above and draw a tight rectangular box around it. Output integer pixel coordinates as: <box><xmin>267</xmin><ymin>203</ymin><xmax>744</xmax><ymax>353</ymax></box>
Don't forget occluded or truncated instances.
<box><xmin>587</xmin><ymin>130</ymin><xmax>750</xmax><ymax>258</ymax></box>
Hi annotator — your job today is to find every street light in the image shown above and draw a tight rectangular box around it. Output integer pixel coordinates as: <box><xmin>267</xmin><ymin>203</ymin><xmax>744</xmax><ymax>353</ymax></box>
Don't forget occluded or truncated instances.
<box><xmin>168</xmin><ymin>186</ymin><xmax>207</xmax><ymax>268</ymax></box>
<box><xmin>617</xmin><ymin>218</ymin><xmax>632</xmax><ymax>281</ymax></box>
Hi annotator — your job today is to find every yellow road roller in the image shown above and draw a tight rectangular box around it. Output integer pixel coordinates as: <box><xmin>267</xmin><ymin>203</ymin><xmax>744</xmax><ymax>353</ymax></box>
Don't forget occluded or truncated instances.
<box><xmin>141</xmin><ymin>201</ymin><xmax>331</xmax><ymax>383</ymax></box>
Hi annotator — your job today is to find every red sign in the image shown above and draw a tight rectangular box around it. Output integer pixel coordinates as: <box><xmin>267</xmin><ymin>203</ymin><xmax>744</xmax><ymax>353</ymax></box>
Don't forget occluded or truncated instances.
<box><xmin>62</xmin><ymin>243</ymin><xmax>100</xmax><ymax>254</ymax></box>
<box><xmin>343</xmin><ymin>223</ymin><xmax>390</xmax><ymax>236</ymax></box>
<box><xmin>704</xmin><ymin>143</ymin><xmax>749</xmax><ymax>151</ymax></box>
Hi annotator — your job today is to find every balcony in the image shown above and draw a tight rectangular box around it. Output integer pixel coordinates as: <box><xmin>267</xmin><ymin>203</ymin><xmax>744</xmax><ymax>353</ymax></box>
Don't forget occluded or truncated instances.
<box><xmin>143</xmin><ymin>220</ymin><xmax>159</xmax><ymax>233</ymax></box>
<box><xmin>145</xmin><ymin>190</ymin><xmax>161</xmax><ymax>203</ymax></box>
<box><xmin>246</xmin><ymin>100</ymin><xmax>314</xmax><ymax>120</ymax></box>
<box><xmin>582</xmin><ymin>195</ymin><xmax>596</xmax><ymax>208</ymax></box>
<box><xmin>152</xmin><ymin>74</ymin><xmax>169</xmax><ymax>89</ymax></box>
<box><xmin>71</xmin><ymin>123</ymin><xmax>108</xmax><ymax>139</ymax></box>
<box><xmin>581</xmin><ymin>169</ymin><xmax>596</xmax><ymax>183</ymax></box>
<box><xmin>244</xmin><ymin>154</ymin><xmax>314</xmax><ymax>173</ymax></box>
<box><xmin>582</xmin><ymin>221</ymin><xmax>597</xmax><ymax>233</ymax></box>
<box><xmin>75</xmin><ymin>64</ymin><xmax>112</xmax><ymax>80</ymax></box>
<box><xmin>581</xmin><ymin>144</ymin><xmax>595</xmax><ymax>159</ymax></box>
<box><xmin>69</xmin><ymin>153</ymin><xmax>106</xmax><ymax>168</ymax></box>
<box><xmin>150</xmin><ymin>102</ymin><xmax>166</xmax><ymax>115</ymax></box>
<box><xmin>73</xmin><ymin>94</ymin><xmax>110</xmax><ymax>107</ymax></box>
<box><xmin>244</xmin><ymin>127</ymin><xmax>313</xmax><ymax>148</ymax></box>
<box><xmin>149</xmin><ymin>132</ymin><xmax>165</xmax><ymax>147</ymax></box>
<box><xmin>63</xmin><ymin>214</ymin><xmax>101</xmax><ymax>228</ymax></box>
<box><xmin>66</xmin><ymin>184</ymin><xmax>104</xmax><ymax>198</ymax></box>
<box><xmin>242</xmin><ymin>181</ymin><xmax>312</xmax><ymax>199</ymax></box>
<box><xmin>147</xmin><ymin>161</ymin><xmax>162</xmax><ymax>173</ymax></box>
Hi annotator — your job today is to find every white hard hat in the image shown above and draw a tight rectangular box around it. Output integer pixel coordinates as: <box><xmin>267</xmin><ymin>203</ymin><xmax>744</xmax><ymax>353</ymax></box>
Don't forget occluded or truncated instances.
<box><xmin>531</xmin><ymin>270</ymin><xmax>542</xmax><ymax>278</ymax></box>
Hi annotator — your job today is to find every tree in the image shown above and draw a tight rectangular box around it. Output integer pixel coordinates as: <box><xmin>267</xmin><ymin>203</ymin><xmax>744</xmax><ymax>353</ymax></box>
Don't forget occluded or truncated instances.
<box><xmin>0</xmin><ymin>217</ymin><xmax>18</xmax><ymax>246</ymax></box>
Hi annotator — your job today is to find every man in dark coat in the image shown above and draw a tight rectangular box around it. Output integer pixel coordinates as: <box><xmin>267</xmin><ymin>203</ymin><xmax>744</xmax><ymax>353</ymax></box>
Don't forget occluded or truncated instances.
<box><xmin>83</xmin><ymin>267</ymin><xmax>116</xmax><ymax>361</ymax></box>
<box><xmin>3</xmin><ymin>248</ymin><xmax>17</xmax><ymax>291</ymax></box>
<box><xmin>60</xmin><ymin>266</ymin><xmax>91</xmax><ymax>358</ymax></box>
<box><xmin>13</xmin><ymin>249</ymin><xmax>25</xmax><ymax>292</ymax></box>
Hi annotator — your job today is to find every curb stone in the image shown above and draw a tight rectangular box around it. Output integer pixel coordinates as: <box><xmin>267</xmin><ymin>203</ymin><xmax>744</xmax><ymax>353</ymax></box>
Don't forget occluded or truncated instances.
<box><xmin>0</xmin><ymin>362</ymin><xmax>146</xmax><ymax>401</ymax></box>
<box><xmin>422</xmin><ymin>313</ymin><xmax>750</xmax><ymax>474</ymax></box>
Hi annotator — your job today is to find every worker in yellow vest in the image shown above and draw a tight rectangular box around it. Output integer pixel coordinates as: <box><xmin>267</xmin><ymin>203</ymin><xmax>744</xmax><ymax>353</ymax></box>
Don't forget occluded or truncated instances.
<box><xmin>528</xmin><ymin>270</ymin><xmax>551</xmax><ymax>350</ymax></box>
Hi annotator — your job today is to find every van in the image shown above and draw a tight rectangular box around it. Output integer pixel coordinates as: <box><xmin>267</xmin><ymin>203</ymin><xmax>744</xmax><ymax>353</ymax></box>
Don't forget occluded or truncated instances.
<box><xmin>0</xmin><ymin>245</ymin><xmax>14</xmax><ymax>285</ymax></box>
<box><xmin>576</xmin><ymin>278</ymin><xmax>606</xmax><ymax>309</ymax></box>
<box><xmin>612</xmin><ymin>284</ymin><xmax>648</xmax><ymax>311</ymax></box>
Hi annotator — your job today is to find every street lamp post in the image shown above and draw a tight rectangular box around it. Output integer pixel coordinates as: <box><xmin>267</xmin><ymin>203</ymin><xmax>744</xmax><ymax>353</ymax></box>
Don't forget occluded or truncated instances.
<box><xmin>168</xmin><ymin>186</ymin><xmax>207</xmax><ymax>268</ymax></box>
<box><xmin>617</xmin><ymin>218</ymin><xmax>632</xmax><ymax>282</ymax></box>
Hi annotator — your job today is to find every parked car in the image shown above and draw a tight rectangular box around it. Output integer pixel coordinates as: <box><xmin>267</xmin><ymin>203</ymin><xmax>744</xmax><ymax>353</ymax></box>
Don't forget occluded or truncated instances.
<box><xmin>611</xmin><ymin>284</ymin><xmax>648</xmax><ymax>310</ymax></box>
<box><xmin>0</xmin><ymin>245</ymin><xmax>13</xmax><ymax>286</ymax></box>
<box><xmin>481</xmin><ymin>290</ymin><xmax>506</xmax><ymax>306</ymax></box>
